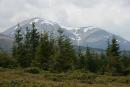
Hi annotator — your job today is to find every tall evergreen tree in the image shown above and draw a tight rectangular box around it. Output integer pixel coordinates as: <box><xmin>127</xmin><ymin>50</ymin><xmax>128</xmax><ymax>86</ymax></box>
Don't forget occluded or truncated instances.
<box><xmin>120</xmin><ymin>51</ymin><xmax>130</xmax><ymax>75</ymax></box>
<box><xmin>85</xmin><ymin>47</ymin><xmax>98</xmax><ymax>73</ymax></box>
<box><xmin>54</xmin><ymin>29</ymin><xmax>76</xmax><ymax>72</ymax></box>
<box><xmin>74</xmin><ymin>47</ymin><xmax>83</xmax><ymax>70</ymax></box>
<box><xmin>36</xmin><ymin>32</ymin><xmax>55</xmax><ymax>70</ymax></box>
<box><xmin>12</xmin><ymin>24</ymin><xmax>25</xmax><ymax>67</ymax></box>
<box><xmin>30</xmin><ymin>23</ymin><xmax>40</xmax><ymax>59</ymax></box>
<box><xmin>110</xmin><ymin>37</ymin><xmax>120</xmax><ymax>56</ymax></box>
<box><xmin>121</xmin><ymin>52</ymin><xmax>130</xmax><ymax>69</ymax></box>
<box><xmin>22</xmin><ymin>27</ymin><xmax>32</xmax><ymax>67</ymax></box>
<box><xmin>106</xmin><ymin>37</ymin><xmax>122</xmax><ymax>74</ymax></box>
<box><xmin>106</xmin><ymin>39</ymin><xmax>112</xmax><ymax>72</ymax></box>
<box><xmin>78</xmin><ymin>51</ymin><xmax>87</xmax><ymax>70</ymax></box>
<box><xmin>99</xmin><ymin>52</ymin><xmax>108</xmax><ymax>74</ymax></box>
<box><xmin>106</xmin><ymin>39</ymin><xmax>110</xmax><ymax>56</ymax></box>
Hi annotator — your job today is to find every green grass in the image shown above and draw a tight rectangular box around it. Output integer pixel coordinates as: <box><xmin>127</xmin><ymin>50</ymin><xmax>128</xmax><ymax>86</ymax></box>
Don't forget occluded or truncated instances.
<box><xmin>0</xmin><ymin>68</ymin><xmax>129</xmax><ymax>87</ymax></box>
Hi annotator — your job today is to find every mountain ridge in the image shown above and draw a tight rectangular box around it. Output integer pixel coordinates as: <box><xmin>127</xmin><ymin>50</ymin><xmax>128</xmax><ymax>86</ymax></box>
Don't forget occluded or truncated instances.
<box><xmin>2</xmin><ymin>17</ymin><xmax>130</xmax><ymax>50</ymax></box>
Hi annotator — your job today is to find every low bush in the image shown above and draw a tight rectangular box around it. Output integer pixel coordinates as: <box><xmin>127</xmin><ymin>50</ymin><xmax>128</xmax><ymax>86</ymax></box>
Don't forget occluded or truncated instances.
<box><xmin>122</xmin><ymin>67</ymin><xmax>130</xmax><ymax>76</ymax></box>
<box><xmin>24</xmin><ymin>67</ymin><xmax>41</xmax><ymax>74</ymax></box>
<box><xmin>69</xmin><ymin>71</ymin><xmax>97</xmax><ymax>84</ymax></box>
<box><xmin>0</xmin><ymin>52</ymin><xmax>17</xmax><ymax>68</ymax></box>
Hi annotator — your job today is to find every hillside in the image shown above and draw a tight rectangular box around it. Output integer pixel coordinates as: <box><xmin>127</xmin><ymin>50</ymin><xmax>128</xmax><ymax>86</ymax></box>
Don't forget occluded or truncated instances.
<box><xmin>2</xmin><ymin>17</ymin><xmax>130</xmax><ymax>50</ymax></box>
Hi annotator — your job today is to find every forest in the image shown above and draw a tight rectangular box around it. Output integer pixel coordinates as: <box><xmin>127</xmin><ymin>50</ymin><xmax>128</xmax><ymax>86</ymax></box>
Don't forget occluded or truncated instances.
<box><xmin>0</xmin><ymin>23</ymin><xmax>130</xmax><ymax>87</ymax></box>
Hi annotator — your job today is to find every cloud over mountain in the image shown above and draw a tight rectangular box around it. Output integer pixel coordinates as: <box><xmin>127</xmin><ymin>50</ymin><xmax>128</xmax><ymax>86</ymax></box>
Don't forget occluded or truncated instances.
<box><xmin>2</xmin><ymin>17</ymin><xmax>130</xmax><ymax>50</ymax></box>
<box><xmin>0</xmin><ymin>0</ymin><xmax>130</xmax><ymax>40</ymax></box>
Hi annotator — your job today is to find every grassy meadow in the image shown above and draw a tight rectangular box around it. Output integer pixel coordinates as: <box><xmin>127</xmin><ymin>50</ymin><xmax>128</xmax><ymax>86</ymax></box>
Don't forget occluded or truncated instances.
<box><xmin>0</xmin><ymin>68</ymin><xmax>129</xmax><ymax>87</ymax></box>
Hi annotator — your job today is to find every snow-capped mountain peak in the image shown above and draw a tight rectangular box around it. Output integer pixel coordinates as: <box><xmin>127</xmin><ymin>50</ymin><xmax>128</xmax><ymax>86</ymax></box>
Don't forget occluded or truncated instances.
<box><xmin>2</xmin><ymin>17</ymin><xmax>130</xmax><ymax>50</ymax></box>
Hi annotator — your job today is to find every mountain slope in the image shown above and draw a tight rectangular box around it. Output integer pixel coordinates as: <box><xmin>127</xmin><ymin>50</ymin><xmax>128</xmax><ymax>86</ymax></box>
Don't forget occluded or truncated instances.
<box><xmin>71</xmin><ymin>27</ymin><xmax>130</xmax><ymax>50</ymax></box>
<box><xmin>2</xmin><ymin>17</ymin><xmax>130</xmax><ymax>50</ymax></box>
<box><xmin>0</xmin><ymin>34</ymin><xmax>13</xmax><ymax>52</ymax></box>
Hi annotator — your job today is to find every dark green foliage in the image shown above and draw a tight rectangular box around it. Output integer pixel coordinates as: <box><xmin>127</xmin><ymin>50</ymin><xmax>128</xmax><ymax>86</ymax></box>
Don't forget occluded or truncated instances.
<box><xmin>77</xmin><ymin>47</ymin><xmax>99</xmax><ymax>73</ymax></box>
<box><xmin>106</xmin><ymin>39</ymin><xmax>111</xmax><ymax>56</ymax></box>
<box><xmin>78</xmin><ymin>53</ymin><xmax>87</xmax><ymax>70</ymax></box>
<box><xmin>12</xmin><ymin>23</ymin><xmax>40</xmax><ymax>68</ymax></box>
<box><xmin>29</xmin><ymin>23</ymin><xmax>40</xmax><ymax>59</ymax></box>
<box><xmin>8</xmin><ymin>23</ymin><xmax>130</xmax><ymax>76</ymax></box>
<box><xmin>121</xmin><ymin>52</ymin><xmax>130</xmax><ymax>69</ymax></box>
<box><xmin>12</xmin><ymin>24</ymin><xmax>25</xmax><ymax>68</ymax></box>
<box><xmin>122</xmin><ymin>67</ymin><xmax>130</xmax><ymax>76</ymax></box>
<box><xmin>22</xmin><ymin>27</ymin><xmax>32</xmax><ymax>67</ymax></box>
<box><xmin>106</xmin><ymin>37</ymin><xmax>123</xmax><ymax>75</ymax></box>
<box><xmin>35</xmin><ymin>32</ymin><xmax>55</xmax><ymax>70</ymax></box>
<box><xmin>121</xmin><ymin>52</ymin><xmax>130</xmax><ymax>76</ymax></box>
<box><xmin>0</xmin><ymin>52</ymin><xmax>16</xmax><ymax>68</ymax></box>
<box><xmin>110</xmin><ymin>37</ymin><xmax>120</xmax><ymax>56</ymax></box>
<box><xmin>53</xmin><ymin>29</ymin><xmax>76</xmax><ymax>72</ymax></box>
<box><xmin>98</xmin><ymin>52</ymin><xmax>108</xmax><ymax>74</ymax></box>
<box><xmin>85</xmin><ymin>48</ymin><xmax>98</xmax><ymax>73</ymax></box>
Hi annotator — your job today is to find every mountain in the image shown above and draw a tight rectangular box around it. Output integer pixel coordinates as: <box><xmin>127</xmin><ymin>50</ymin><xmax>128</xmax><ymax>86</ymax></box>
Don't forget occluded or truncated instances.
<box><xmin>70</xmin><ymin>27</ymin><xmax>130</xmax><ymax>50</ymax></box>
<box><xmin>2</xmin><ymin>17</ymin><xmax>130</xmax><ymax>50</ymax></box>
<box><xmin>0</xmin><ymin>34</ymin><xmax>13</xmax><ymax>52</ymax></box>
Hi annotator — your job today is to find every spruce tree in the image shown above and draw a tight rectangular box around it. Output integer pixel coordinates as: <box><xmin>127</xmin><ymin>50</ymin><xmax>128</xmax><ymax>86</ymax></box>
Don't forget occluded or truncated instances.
<box><xmin>99</xmin><ymin>52</ymin><xmax>108</xmax><ymax>74</ymax></box>
<box><xmin>13</xmin><ymin>24</ymin><xmax>25</xmax><ymax>67</ymax></box>
<box><xmin>85</xmin><ymin>47</ymin><xmax>98</xmax><ymax>73</ymax></box>
<box><xmin>106</xmin><ymin>37</ymin><xmax>122</xmax><ymax>74</ymax></box>
<box><xmin>23</xmin><ymin>27</ymin><xmax>32</xmax><ymax>67</ymax></box>
<box><xmin>121</xmin><ymin>51</ymin><xmax>130</xmax><ymax>75</ymax></box>
<box><xmin>110</xmin><ymin>37</ymin><xmax>120</xmax><ymax>56</ymax></box>
<box><xmin>78</xmin><ymin>47</ymin><xmax>87</xmax><ymax>71</ymax></box>
<box><xmin>74</xmin><ymin>47</ymin><xmax>83</xmax><ymax>70</ymax></box>
<box><xmin>121</xmin><ymin>52</ymin><xmax>130</xmax><ymax>69</ymax></box>
<box><xmin>30</xmin><ymin>23</ymin><xmax>40</xmax><ymax>60</ymax></box>
<box><xmin>54</xmin><ymin>29</ymin><xmax>76</xmax><ymax>72</ymax></box>
<box><xmin>36</xmin><ymin>32</ymin><xmax>55</xmax><ymax>70</ymax></box>
<box><xmin>106</xmin><ymin>39</ymin><xmax>110</xmax><ymax>56</ymax></box>
<box><xmin>78</xmin><ymin>51</ymin><xmax>86</xmax><ymax>70</ymax></box>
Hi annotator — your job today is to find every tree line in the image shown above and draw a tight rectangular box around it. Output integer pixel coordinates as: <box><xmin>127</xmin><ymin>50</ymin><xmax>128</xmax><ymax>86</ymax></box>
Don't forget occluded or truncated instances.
<box><xmin>0</xmin><ymin>23</ymin><xmax>130</xmax><ymax>75</ymax></box>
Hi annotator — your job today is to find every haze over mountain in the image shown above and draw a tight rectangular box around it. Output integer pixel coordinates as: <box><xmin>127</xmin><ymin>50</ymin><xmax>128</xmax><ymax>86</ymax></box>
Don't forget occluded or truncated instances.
<box><xmin>0</xmin><ymin>34</ymin><xmax>13</xmax><ymax>52</ymax></box>
<box><xmin>0</xmin><ymin>0</ymin><xmax>130</xmax><ymax>41</ymax></box>
<box><xmin>1</xmin><ymin>17</ymin><xmax>130</xmax><ymax>51</ymax></box>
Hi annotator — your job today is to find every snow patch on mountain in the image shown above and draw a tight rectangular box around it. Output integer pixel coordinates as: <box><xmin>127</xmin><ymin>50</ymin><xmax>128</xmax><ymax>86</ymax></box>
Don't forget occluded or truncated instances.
<box><xmin>33</xmin><ymin>18</ymin><xmax>40</xmax><ymax>23</ymax></box>
<box><xmin>2</xmin><ymin>17</ymin><xmax>130</xmax><ymax>50</ymax></box>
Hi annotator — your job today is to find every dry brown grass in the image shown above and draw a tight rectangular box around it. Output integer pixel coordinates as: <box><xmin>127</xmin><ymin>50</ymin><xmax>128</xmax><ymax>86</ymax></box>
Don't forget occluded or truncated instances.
<box><xmin>0</xmin><ymin>69</ymin><xmax>129</xmax><ymax>87</ymax></box>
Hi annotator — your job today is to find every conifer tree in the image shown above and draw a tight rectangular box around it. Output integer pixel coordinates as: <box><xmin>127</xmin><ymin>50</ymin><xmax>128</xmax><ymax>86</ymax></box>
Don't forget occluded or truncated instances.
<box><xmin>36</xmin><ymin>32</ymin><xmax>55</xmax><ymax>70</ymax></box>
<box><xmin>78</xmin><ymin>52</ymin><xmax>86</xmax><ymax>70</ymax></box>
<box><xmin>121</xmin><ymin>51</ymin><xmax>130</xmax><ymax>75</ymax></box>
<box><xmin>54</xmin><ymin>29</ymin><xmax>76</xmax><ymax>72</ymax></box>
<box><xmin>99</xmin><ymin>52</ymin><xmax>108</xmax><ymax>74</ymax></box>
<box><xmin>106</xmin><ymin>37</ymin><xmax>122</xmax><ymax>74</ymax></box>
<box><xmin>106</xmin><ymin>39</ymin><xmax>112</xmax><ymax>72</ymax></box>
<box><xmin>74</xmin><ymin>47</ymin><xmax>83</xmax><ymax>69</ymax></box>
<box><xmin>85</xmin><ymin>47</ymin><xmax>98</xmax><ymax>73</ymax></box>
<box><xmin>121</xmin><ymin>52</ymin><xmax>130</xmax><ymax>69</ymax></box>
<box><xmin>78</xmin><ymin>47</ymin><xmax>87</xmax><ymax>71</ymax></box>
<box><xmin>110</xmin><ymin>37</ymin><xmax>120</xmax><ymax>56</ymax></box>
<box><xmin>106</xmin><ymin>39</ymin><xmax>110</xmax><ymax>56</ymax></box>
<box><xmin>23</xmin><ymin>27</ymin><xmax>32</xmax><ymax>67</ymax></box>
<box><xmin>30</xmin><ymin>23</ymin><xmax>40</xmax><ymax>59</ymax></box>
<box><xmin>13</xmin><ymin>24</ymin><xmax>25</xmax><ymax>67</ymax></box>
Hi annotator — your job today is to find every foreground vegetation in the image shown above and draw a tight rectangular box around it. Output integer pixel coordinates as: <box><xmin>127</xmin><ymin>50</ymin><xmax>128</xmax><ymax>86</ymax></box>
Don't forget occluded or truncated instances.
<box><xmin>0</xmin><ymin>68</ymin><xmax>129</xmax><ymax>87</ymax></box>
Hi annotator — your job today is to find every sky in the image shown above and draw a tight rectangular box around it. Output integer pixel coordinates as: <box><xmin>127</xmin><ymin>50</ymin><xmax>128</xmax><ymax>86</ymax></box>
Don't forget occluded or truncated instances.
<box><xmin>0</xmin><ymin>0</ymin><xmax>130</xmax><ymax>40</ymax></box>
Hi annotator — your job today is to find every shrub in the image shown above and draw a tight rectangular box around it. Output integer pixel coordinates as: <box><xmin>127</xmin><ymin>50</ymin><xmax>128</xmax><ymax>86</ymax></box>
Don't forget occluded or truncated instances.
<box><xmin>69</xmin><ymin>71</ymin><xmax>97</xmax><ymax>84</ymax></box>
<box><xmin>0</xmin><ymin>52</ymin><xmax>17</xmax><ymax>68</ymax></box>
<box><xmin>24</xmin><ymin>67</ymin><xmax>41</xmax><ymax>74</ymax></box>
<box><xmin>122</xmin><ymin>67</ymin><xmax>130</xmax><ymax>76</ymax></box>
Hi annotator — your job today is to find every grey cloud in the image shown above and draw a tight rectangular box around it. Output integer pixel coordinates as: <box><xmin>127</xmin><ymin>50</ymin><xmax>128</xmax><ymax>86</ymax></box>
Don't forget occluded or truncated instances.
<box><xmin>67</xmin><ymin>0</ymin><xmax>100</xmax><ymax>8</ymax></box>
<box><xmin>0</xmin><ymin>0</ymin><xmax>130</xmax><ymax>41</ymax></box>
